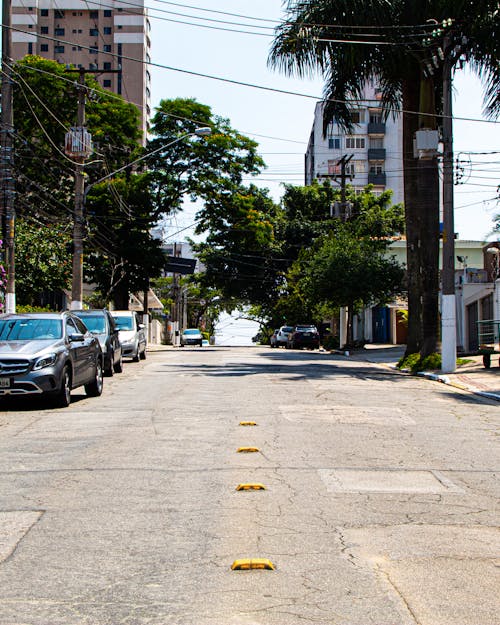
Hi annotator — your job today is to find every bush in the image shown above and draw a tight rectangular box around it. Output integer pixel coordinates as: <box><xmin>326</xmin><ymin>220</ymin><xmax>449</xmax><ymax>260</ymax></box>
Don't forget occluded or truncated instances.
<box><xmin>397</xmin><ymin>352</ymin><xmax>441</xmax><ymax>373</ymax></box>
<box><xmin>16</xmin><ymin>304</ymin><xmax>54</xmax><ymax>313</ymax></box>
<box><xmin>322</xmin><ymin>334</ymin><xmax>340</xmax><ymax>350</ymax></box>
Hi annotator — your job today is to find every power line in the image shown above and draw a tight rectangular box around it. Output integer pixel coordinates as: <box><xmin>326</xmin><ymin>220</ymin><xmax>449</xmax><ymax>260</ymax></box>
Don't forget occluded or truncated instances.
<box><xmin>6</xmin><ymin>24</ymin><xmax>500</xmax><ymax>125</ymax></box>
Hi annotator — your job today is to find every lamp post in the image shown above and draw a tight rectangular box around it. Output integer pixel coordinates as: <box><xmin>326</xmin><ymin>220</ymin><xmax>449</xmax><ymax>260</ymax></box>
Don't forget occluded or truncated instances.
<box><xmin>70</xmin><ymin>126</ymin><xmax>211</xmax><ymax>310</ymax></box>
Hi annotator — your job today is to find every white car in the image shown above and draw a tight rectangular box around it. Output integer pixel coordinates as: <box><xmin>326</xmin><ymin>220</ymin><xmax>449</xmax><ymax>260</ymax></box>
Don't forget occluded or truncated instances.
<box><xmin>275</xmin><ymin>325</ymin><xmax>294</xmax><ymax>347</ymax></box>
<box><xmin>111</xmin><ymin>311</ymin><xmax>147</xmax><ymax>362</ymax></box>
<box><xmin>180</xmin><ymin>328</ymin><xmax>203</xmax><ymax>347</ymax></box>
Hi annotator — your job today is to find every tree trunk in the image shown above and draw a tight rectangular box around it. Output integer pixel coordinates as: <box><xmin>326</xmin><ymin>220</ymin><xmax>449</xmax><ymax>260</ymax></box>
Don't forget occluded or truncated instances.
<box><xmin>402</xmin><ymin>77</ymin><xmax>440</xmax><ymax>357</ymax></box>
<box><xmin>113</xmin><ymin>280</ymin><xmax>130</xmax><ymax>310</ymax></box>
<box><xmin>402</xmin><ymin>79</ymin><xmax>423</xmax><ymax>355</ymax></box>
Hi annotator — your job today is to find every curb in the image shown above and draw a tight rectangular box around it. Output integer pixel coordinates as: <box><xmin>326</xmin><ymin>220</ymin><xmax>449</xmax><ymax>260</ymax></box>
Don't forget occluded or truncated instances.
<box><xmin>417</xmin><ymin>371</ymin><xmax>500</xmax><ymax>402</ymax></box>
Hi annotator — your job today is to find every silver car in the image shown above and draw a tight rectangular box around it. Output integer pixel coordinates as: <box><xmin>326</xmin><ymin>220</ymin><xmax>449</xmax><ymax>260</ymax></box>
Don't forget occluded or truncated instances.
<box><xmin>110</xmin><ymin>310</ymin><xmax>147</xmax><ymax>361</ymax></box>
<box><xmin>0</xmin><ymin>312</ymin><xmax>103</xmax><ymax>408</ymax></box>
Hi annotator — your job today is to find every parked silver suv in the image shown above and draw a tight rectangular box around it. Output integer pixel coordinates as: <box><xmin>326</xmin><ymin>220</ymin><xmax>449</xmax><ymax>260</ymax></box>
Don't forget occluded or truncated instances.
<box><xmin>110</xmin><ymin>310</ymin><xmax>147</xmax><ymax>361</ymax></box>
<box><xmin>0</xmin><ymin>312</ymin><xmax>103</xmax><ymax>407</ymax></box>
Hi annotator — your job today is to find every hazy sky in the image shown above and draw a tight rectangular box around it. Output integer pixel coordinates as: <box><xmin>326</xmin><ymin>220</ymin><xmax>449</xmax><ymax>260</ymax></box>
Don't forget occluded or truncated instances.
<box><xmin>148</xmin><ymin>0</ymin><xmax>500</xmax><ymax>242</ymax></box>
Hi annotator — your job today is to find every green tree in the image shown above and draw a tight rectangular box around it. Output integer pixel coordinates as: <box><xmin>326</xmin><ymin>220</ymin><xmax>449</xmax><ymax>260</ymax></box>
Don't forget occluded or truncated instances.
<box><xmin>147</xmin><ymin>98</ymin><xmax>265</xmax><ymax>220</ymax></box>
<box><xmin>193</xmin><ymin>184</ymin><xmax>282</xmax><ymax>308</ymax></box>
<box><xmin>298</xmin><ymin>227</ymin><xmax>405</xmax><ymax>346</ymax></box>
<box><xmin>11</xmin><ymin>56</ymin><xmax>141</xmax><ymax>222</ymax></box>
<box><xmin>269</xmin><ymin>0</ymin><xmax>500</xmax><ymax>357</ymax></box>
<box><xmin>84</xmin><ymin>175</ymin><xmax>165</xmax><ymax>308</ymax></box>
<box><xmin>14</xmin><ymin>219</ymin><xmax>72</xmax><ymax>306</ymax></box>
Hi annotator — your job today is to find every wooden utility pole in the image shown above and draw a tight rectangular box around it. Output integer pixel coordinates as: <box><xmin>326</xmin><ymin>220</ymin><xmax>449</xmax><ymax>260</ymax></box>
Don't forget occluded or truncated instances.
<box><xmin>1</xmin><ymin>0</ymin><xmax>16</xmax><ymax>312</ymax></box>
<box><xmin>71</xmin><ymin>68</ymin><xmax>86</xmax><ymax>310</ymax></box>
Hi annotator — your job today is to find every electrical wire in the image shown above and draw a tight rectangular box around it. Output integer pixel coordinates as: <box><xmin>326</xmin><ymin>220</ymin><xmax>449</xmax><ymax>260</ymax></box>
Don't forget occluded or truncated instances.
<box><xmin>6</xmin><ymin>23</ymin><xmax>500</xmax><ymax>125</ymax></box>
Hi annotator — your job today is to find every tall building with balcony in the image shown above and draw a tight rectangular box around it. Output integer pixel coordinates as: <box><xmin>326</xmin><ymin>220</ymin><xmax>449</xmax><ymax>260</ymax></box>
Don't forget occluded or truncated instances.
<box><xmin>11</xmin><ymin>0</ymin><xmax>151</xmax><ymax>141</ymax></box>
<box><xmin>305</xmin><ymin>82</ymin><xmax>403</xmax><ymax>204</ymax></box>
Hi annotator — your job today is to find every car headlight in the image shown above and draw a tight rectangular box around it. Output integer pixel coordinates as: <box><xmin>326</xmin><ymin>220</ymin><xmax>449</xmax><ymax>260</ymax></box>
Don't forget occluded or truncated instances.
<box><xmin>33</xmin><ymin>353</ymin><xmax>58</xmax><ymax>370</ymax></box>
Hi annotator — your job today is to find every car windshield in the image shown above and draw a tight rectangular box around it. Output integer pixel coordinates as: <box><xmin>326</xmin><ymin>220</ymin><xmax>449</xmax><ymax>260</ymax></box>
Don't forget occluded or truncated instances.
<box><xmin>282</xmin><ymin>326</ymin><xmax>293</xmax><ymax>332</ymax></box>
<box><xmin>183</xmin><ymin>329</ymin><xmax>200</xmax><ymax>335</ymax></box>
<box><xmin>77</xmin><ymin>315</ymin><xmax>106</xmax><ymax>334</ymax></box>
<box><xmin>112</xmin><ymin>316</ymin><xmax>134</xmax><ymax>330</ymax></box>
<box><xmin>0</xmin><ymin>318</ymin><xmax>62</xmax><ymax>340</ymax></box>
<box><xmin>296</xmin><ymin>326</ymin><xmax>316</xmax><ymax>332</ymax></box>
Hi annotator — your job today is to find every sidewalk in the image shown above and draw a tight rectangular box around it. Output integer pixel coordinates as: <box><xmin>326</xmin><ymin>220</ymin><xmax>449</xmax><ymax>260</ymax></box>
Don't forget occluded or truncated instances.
<box><xmin>356</xmin><ymin>344</ymin><xmax>500</xmax><ymax>402</ymax></box>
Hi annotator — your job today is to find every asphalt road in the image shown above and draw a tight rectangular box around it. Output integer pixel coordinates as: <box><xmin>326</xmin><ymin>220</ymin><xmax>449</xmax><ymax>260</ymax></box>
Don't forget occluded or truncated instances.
<box><xmin>0</xmin><ymin>346</ymin><xmax>498</xmax><ymax>625</ymax></box>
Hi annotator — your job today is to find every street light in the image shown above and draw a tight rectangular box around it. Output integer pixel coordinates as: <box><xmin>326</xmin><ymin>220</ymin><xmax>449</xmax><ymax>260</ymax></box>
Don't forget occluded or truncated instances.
<box><xmin>70</xmin><ymin>126</ymin><xmax>211</xmax><ymax>310</ymax></box>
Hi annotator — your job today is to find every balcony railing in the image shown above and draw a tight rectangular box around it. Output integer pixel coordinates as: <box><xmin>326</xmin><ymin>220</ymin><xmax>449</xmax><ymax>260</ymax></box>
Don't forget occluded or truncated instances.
<box><xmin>368</xmin><ymin>122</ymin><xmax>386</xmax><ymax>134</ymax></box>
<box><xmin>368</xmin><ymin>148</ymin><xmax>386</xmax><ymax>160</ymax></box>
<box><xmin>368</xmin><ymin>172</ymin><xmax>386</xmax><ymax>185</ymax></box>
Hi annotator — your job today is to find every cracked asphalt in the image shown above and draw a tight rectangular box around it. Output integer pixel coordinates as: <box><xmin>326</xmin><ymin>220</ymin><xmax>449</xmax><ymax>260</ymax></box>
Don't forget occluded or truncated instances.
<box><xmin>0</xmin><ymin>345</ymin><xmax>498</xmax><ymax>625</ymax></box>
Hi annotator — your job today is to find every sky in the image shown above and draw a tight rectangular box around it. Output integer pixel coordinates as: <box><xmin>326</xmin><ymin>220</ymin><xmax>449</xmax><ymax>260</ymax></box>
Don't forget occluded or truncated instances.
<box><xmin>148</xmin><ymin>0</ymin><xmax>500</xmax><ymax>244</ymax></box>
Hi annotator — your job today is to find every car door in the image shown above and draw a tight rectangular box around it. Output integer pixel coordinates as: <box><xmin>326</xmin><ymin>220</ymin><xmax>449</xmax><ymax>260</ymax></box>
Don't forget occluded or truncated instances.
<box><xmin>65</xmin><ymin>317</ymin><xmax>87</xmax><ymax>386</ymax></box>
<box><xmin>107</xmin><ymin>313</ymin><xmax>121</xmax><ymax>365</ymax></box>
<box><xmin>72</xmin><ymin>315</ymin><xmax>98</xmax><ymax>384</ymax></box>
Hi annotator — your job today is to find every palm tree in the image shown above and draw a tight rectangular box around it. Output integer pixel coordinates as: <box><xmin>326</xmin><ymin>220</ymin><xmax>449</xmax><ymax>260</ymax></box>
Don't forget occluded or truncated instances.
<box><xmin>269</xmin><ymin>0</ymin><xmax>499</xmax><ymax>357</ymax></box>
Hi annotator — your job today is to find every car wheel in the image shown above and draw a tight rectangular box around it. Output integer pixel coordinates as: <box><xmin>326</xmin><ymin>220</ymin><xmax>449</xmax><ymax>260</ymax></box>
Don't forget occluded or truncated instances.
<box><xmin>139</xmin><ymin>346</ymin><xmax>146</xmax><ymax>360</ymax></box>
<box><xmin>85</xmin><ymin>359</ymin><xmax>103</xmax><ymax>397</ymax></box>
<box><xmin>113</xmin><ymin>351</ymin><xmax>123</xmax><ymax>373</ymax></box>
<box><xmin>105</xmin><ymin>354</ymin><xmax>114</xmax><ymax>376</ymax></box>
<box><xmin>53</xmin><ymin>366</ymin><xmax>71</xmax><ymax>408</ymax></box>
<box><xmin>132</xmin><ymin>348</ymin><xmax>140</xmax><ymax>362</ymax></box>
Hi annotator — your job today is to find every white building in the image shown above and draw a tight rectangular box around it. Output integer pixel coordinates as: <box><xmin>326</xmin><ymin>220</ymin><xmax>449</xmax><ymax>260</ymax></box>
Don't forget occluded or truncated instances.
<box><xmin>305</xmin><ymin>83</ymin><xmax>404</xmax><ymax>204</ymax></box>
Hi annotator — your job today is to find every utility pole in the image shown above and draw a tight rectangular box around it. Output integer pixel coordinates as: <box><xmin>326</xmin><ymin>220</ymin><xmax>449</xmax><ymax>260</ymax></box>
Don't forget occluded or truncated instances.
<box><xmin>337</xmin><ymin>154</ymin><xmax>353</xmax><ymax>221</ymax></box>
<box><xmin>71</xmin><ymin>68</ymin><xmax>86</xmax><ymax>310</ymax></box>
<box><xmin>317</xmin><ymin>154</ymin><xmax>353</xmax><ymax>221</ymax></box>
<box><xmin>64</xmin><ymin>67</ymin><xmax>120</xmax><ymax>310</ymax></box>
<box><xmin>1</xmin><ymin>0</ymin><xmax>16</xmax><ymax>313</ymax></box>
<box><xmin>441</xmin><ymin>34</ymin><xmax>456</xmax><ymax>373</ymax></box>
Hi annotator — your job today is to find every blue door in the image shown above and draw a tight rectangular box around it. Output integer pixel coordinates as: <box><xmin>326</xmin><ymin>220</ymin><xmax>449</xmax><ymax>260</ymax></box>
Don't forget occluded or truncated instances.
<box><xmin>372</xmin><ymin>307</ymin><xmax>390</xmax><ymax>343</ymax></box>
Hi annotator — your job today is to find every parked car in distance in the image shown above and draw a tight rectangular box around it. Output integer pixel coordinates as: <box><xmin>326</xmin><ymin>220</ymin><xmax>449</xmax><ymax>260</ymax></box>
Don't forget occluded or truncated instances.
<box><xmin>286</xmin><ymin>325</ymin><xmax>320</xmax><ymax>350</ymax></box>
<box><xmin>73</xmin><ymin>309</ymin><xmax>122</xmax><ymax>376</ymax></box>
<box><xmin>110</xmin><ymin>310</ymin><xmax>147</xmax><ymax>362</ymax></box>
<box><xmin>201</xmin><ymin>339</ymin><xmax>210</xmax><ymax>347</ymax></box>
<box><xmin>270</xmin><ymin>329</ymin><xmax>280</xmax><ymax>347</ymax></box>
<box><xmin>180</xmin><ymin>328</ymin><xmax>203</xmax><ymax>347</ymax></box>
<box><xmin>0</xmin><ymin>312</ymin><xmax>103</xmax><ymax>407</ymax></box>
<box><xmin>275</xmin><ymin>325</ymin><xmax>294</xmax><ymax>347</ymax></box>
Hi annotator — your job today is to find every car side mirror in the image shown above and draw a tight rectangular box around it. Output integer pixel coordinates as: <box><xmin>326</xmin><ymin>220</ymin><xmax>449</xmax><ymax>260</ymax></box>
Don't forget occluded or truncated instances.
<box><xmin>68</xmin><ymin>332</ymin><xmax>85</xmax><ymax>343</ymax></box>
<box><xmin>138</xmin><ymin>323</ymin><xmax>145</xmax><ymax>329</ymax></box>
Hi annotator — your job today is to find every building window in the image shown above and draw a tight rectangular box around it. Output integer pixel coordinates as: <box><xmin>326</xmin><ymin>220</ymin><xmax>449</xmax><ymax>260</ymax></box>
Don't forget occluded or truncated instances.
<box><xmin>103</xmin><ymin>62</ymin><xmax>111</xmax><ymax>70</ymax></box>
<box><xmin>89</xmin><ymin>46</ymin><xmax>98</xmax><ymax>54</ymax></box>
<box><xmin>346</xmin><ymin>160</ymin><xmax>366</xmax><ymax>175</ymax></box>
<box><xmin>72</xmin><ymin>47</ymin><xmax>77</xmax><ymax>51</ymax></box>
<box><xmin>327</xmin><ymin>160</ymin><xmax>340</xmax><ymax>175</ymax></box>
<box><xmin>328</xmin><ymin>137</ymin><xmax>340</xmax><ymax>150</ymax></box>
<box><xmin>104</xmin><ymin>10</ymin><xmax>112</xmax><ymax>17</ymax></box>
<box><xmin>41</xmin><ymin>26</ymin><xmax>49</xmax><ymax>34</ymax></box>
<box><xmin>54</xmin><ymin>28</ymin><xmax>65</xmax><ymax>36</ymax></box>
<box><xmin>40</xmin><ymin>44</ymin><xmax>48</xmax><ymax>51</ymax></box>
<box><xmin>78</xmin><ymin>29</ymin><xmax>82</xmax><ymax>34</ymax></box>
<box><xmin>89</xmin><ymin>11</ymin><xmax>98</xmax><ymax>19</ymax></box>
<box><xmin>104</xmin><ymin>44</ymin><xmax>112</xmax><ymax>52</ymax></box>
<box><xmin>103</xmin><ymin>27</ymin><xmax>112</xmax><ymax>35</ymax></box>
<box><xmin>369</xmin><ymin>137</ymin><xmax>384</xmax><ymax>148</ymax></box>
<box><xmin>54</xmin><ymin>45</ymin><xmax>65</xmax><ymax>53</ymax></box>
<box><xmin>28</xmin><ymin>42</ymin><xmax>33</xmax><ymax>53</ymax></box>
<box><xmin>103</xmin><ymin>79</ymin><xmax>112</xmax><ymax>88</ymax></box>
<box><xmin>117</xmin><ymin>25</ymin><xmax>122</xmax><ymax>30</ymax></box>
<box><xmin>54</xmin><ymin>10</ymin><xmax>64</xmax><ymax>19</ymax></box>
<box><xmin>345</xmin><ymin>136</ymin><xmax>366</xmax><ymax>149</ymax></box>
<box><xmin>350</xmin><ymin>110</ymin><xmax>364</xmax><ymax>124</ymax></box>
<box><xmin>90</xmin><ymin>28</ymin><xmax>99</xmax><ymax>36</ymax></box>
<box><xmin>40</xmin><ymin>9</ymin><xmax>48</xmax><ymax>16</ymax></box>
<box><xmin>28</xmin><ymin>6</ymin><xmax>33</xmax><ymax>10</ymax></box>
<box><xmin>369</xmin><ymin>162</ymin><xmax>384</xmax><ymax>174</ymax></box>
<box><xmin>369</xmin><ymin>112</ymin><xmax>382</xmax><ymax>124</ymax></box>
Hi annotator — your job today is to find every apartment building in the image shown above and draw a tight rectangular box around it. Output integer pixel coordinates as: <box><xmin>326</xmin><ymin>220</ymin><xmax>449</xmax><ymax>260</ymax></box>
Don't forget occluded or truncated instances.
<box><xmin>11</xmin><ymin>0</ymin><xmax>151</xmax><ymax>140</ymax></box>
<box><xmin>305</xmin><ymin>82</ymin><xmax>403</xmax><ymax>205</ymax></box>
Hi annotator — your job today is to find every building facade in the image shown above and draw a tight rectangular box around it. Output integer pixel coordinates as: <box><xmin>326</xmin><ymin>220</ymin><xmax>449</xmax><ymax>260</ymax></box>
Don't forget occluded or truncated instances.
<box><xmin>11</xmin><ymin>0</ymin><xmax>151</xmax><ymax>140</ymax></box>
<box><xmin>305</xmin><ymin>82</ymin><xmax>404</xmax><ymax>205</ymax></box>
